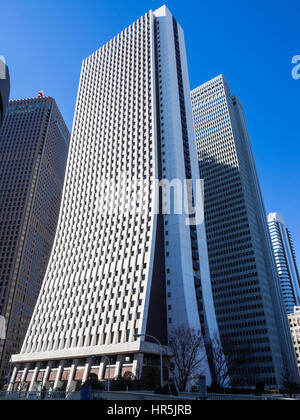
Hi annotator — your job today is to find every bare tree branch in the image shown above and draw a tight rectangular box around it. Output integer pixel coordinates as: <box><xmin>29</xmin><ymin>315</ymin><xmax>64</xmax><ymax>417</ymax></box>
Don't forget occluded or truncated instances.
<box><xmin>168</xmin><ymin>325</ymin><xmax>207</xmax><ymax>392</ymax></box>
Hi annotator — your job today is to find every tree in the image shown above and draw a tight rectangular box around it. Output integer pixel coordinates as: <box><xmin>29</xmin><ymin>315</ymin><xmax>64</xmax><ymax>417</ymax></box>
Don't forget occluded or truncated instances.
<box><xmin>168</xmin><ymin>325</ymin><xmax>207</xmax><ymax>392</ymax></box>
<box><xmin>211</xmin><ymin>333</ymin><xmax>259</xmax><ymax>389</ymax></box>
<box><xmin>210</xmin><ymin>333</ymin><xmax>229</xmax><ymax>389</ymax></box>
<box><xmin>254</xmin><ymin>381</ymin><xmax>265</xmax><ymax>395</ymax></box>
<box><xmin>82</xmin><ymin>373</ymin><xmax>104</xmax><ymax>390</ymax></box>
<box><xmin>281</xmin><ymin>364</ymin><xmax>300</xmax><ymax>398</ymax></box>
<box><xmin>109</xmin><ymin>372</ymin><xmax>142</xmax><ymax>391</ymax></box>
<box><xmin>139</xmin><ymin>365</ymin><xmax>161</xmax><ymax>390</ymax></box>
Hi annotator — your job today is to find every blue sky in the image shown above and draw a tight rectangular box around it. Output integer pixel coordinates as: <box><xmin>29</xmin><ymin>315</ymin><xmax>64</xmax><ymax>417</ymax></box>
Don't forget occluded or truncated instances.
<box><xmin>1</xmin><ymin>0</ymin><xmax>299</xmax><ymax>260</ymax></box>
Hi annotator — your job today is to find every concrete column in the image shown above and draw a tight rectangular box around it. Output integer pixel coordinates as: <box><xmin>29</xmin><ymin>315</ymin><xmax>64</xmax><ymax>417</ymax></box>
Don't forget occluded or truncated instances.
<box><xmin>54</xmin><ymin>360</ymin><xmax>65</xmax><ymax>390</ymax></box>
<box><xmin>115</xmin><ymin>355</ymin><xmax>124</xmax><ymax>378</ymax></box>
<box><xmin>21</xmin><ymin>364</ymin><xmax>30</xmax><ymax>387</ymax></box>
<box><xmin>67</xmin><ymin>359</ymin><xmax>78</xmax><ymax>392</ymax></box>
<box><xmin>42</xmin><ymin>361</ymin><xmax>54</xmax><ymax>387</ymax></box>
<box><xmin>98</xmin><ymin>360</ymin><xmax>106</xmax><ymax>380</ymax></box>
<box><xmin>29</xmin><ymin>362</ymin><xmax>41</xmax><ymax>392</ymax></box>
<box><xmin>82</xmin><ymin>357</ymin><xmax>92</xmax><ymax>384</ymax></box>
<box><xmin>7</xmin><ymin>366</ymin><xmax>18</xmax><ymax>391</ymax></box>
<box><xmin>132</xmin><ymin>353</ymin><xmax>143</xmax><ymax>380</ymax></box>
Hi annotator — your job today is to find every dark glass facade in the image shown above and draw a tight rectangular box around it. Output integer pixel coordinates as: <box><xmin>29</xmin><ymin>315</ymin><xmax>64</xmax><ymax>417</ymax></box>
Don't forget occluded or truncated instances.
<box><xmin>0</xmin><ymin>97</ymin><xmax>70</xmax><ymax>379</ymax></box>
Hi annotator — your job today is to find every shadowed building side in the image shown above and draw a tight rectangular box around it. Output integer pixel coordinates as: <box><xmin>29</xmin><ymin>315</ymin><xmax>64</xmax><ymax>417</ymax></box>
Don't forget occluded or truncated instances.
<box><xmin>0</xmin><ymin>97</ymin><xmax>70</xmax><ymax>381</ymax></box>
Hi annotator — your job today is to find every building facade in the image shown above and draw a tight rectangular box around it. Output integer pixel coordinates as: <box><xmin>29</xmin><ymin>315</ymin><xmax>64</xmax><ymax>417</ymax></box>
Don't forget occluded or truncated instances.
<box><xmin>191</xmin><ymin>75</ymin><xmax>299</xmax><ymax>388</ymax></box>
<box><xmin>0</xmin><ymin>97</ymin><xmax>70</xmax><ymax>380</ymax></box>
<box><xmin>0</xmin><ymin>56</ymin><xmax>10</xmax><ymax>127</ymax></box>
<box><xmin>288</xmin><ymin>307</ymin><xmax>300</xmax><ymax>373</ymax></box>
<box><xmin>10</xmin><ymin>6</ymin><xmax>222</xmax><ymax>392</ymax></box>
<box><xmin>268</xmin><ymin>213</ymin><xmax>300</xmax><ymax>314</ymax></box>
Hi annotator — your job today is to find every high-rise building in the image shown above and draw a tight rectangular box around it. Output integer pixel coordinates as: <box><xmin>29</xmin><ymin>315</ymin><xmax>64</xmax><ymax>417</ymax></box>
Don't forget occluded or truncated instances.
<box><xmin>0</xmin><ymin>56</ymin><xmax>10</xmax><ymax>127</ymax></box>
<box><xmin>11</xmin><ymin>6</ymin><xmax>221</xmax><ymax>392</ymax></box>
<box><xmin>191</xmin><ymin>75</ymin><xmax>299</xmax><ymax>388</ymax></box>
<box><xmin>288</xmin><ymin>307</ymin><xmax>300</xmax><ymax>373</ymax></box>
<box><xmin>268</xmin><ymin>213</ymin><xmax>300</xmax><ymax>315</ymax></box>
<box><xmin>0</xmin><ymin>97</ymin><xmax>70</xmax><ymax>380</ymax></box>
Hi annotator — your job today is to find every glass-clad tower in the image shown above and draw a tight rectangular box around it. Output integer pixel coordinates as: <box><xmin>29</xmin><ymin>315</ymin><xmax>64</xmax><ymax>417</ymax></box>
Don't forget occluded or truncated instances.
<box><xmin>191</xmin><ymin>75</ymin><xmax>299</xmax><ymax>388</ymax></box>
<box><xmin>11</xmin><ymin>6</ymin><xmax>220</xmax><ymax>392</ymax></box>
<box><xmin>0</xmin><ymin>97</ymin><xmax>70</xmax><ymax>380</ymax></box>
<box><xmin>268</xmin><ymin>213</ymin><xmax>300</xmax><ymax>314</ymax></box>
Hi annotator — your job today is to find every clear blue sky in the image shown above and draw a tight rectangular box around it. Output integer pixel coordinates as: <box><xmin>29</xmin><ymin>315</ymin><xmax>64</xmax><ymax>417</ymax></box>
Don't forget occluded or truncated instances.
<box><xmin>1</xmin><ymin>0</ymin><xmax>299</xmax><ymax>261</ymax></box>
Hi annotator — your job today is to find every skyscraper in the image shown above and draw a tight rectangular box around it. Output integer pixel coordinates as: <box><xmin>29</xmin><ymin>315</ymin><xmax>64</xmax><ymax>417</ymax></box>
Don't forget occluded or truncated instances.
<box><xmin>268</xmin><ymin>213</ymin><xmax>300</xmax><ymax>314</ymax></box>
<box><xmin>191</xmin><ymin>75</ymin><xmax>299</xmax><ymax>387</ymax></box>
<box><xmin>0</xmin><ymin>56</ymin><xmax>10</xmax><ymax>127</ymax></box>
<box><xmin>0</xmin><ymin>97</ymin><xmax>70</xmax><ymax>380</ymax></box>
<box><xmin>11</xmin><ymin>6</ymin><xmax>221</xmax><ymax>392</ymax></box>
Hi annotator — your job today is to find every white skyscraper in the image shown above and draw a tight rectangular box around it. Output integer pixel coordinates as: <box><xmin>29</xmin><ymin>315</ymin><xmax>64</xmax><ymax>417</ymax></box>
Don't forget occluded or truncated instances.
<box><xmin>10</xmin><ymin>6</ymin><xmax>220</xmax><ymax>392</ymax></box>
<box><xmin>268</xmin><ymin>213</ymin><xmax>300</xmax><ymax>314</ymax></box>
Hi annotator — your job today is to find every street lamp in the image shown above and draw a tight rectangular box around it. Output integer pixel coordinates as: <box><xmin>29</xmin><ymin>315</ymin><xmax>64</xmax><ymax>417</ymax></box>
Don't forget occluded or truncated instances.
<box><xmin>102</xmin><ymin>356</ymin><xmax>111</xmax><ymax>392</ymax></box>
<box><xmin>134</xmin><ymin>333</ymin><xmax>163</xmax><ymax>389</ymax></box>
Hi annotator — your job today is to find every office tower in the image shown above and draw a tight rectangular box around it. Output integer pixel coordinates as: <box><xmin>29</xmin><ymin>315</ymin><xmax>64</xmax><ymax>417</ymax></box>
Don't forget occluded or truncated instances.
<box><xmin>191</xmin><ymin>75</ymin><xmax>299</xmax><ymax>388</ymax></box>
<box><xmin>11</xmin><ymin>6</ymin><xmax>221</xmax><ymax>392</ymax></box>
<box><xmin>288</xmin><ymin>307</ymin><xmax>300</xmax><ymax>373</ymax></box>
<box><xmin>268</xmin><ymin>213</ymin><xmax>300</xmax><ymax>314</ymax></box>
<box><xmin>0</xmin><ymin>56</ymin><xmax>10</xmax><ymax>127</ymax></box>
<box><xmin>0</xmin><ymin>97</ymin><xmax>70</xmax><ymax>380</ymax></box>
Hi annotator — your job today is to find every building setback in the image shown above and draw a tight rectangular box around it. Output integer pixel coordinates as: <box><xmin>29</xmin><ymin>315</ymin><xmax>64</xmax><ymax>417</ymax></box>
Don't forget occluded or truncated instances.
<box><xmin>11</xmin><ymin>5</ymin><xmax>221</xmax><ymax>392</ymax></box>
<box><xmin>0</xmin><ymin>57</ymin><xmax>10</xmax><ymax>127</ymax></box>
<box><xmin>268</xmin><ymin>213</ymin><xmax>300</xmax><ymax>314</ymax></box>
<box><xmin>0</xmin><ymin>97</ymin><xmax>70</xmax><ymax>380</ymax></box>
<box><xmin>191</xmin><ymin>75</ymin><xmax>299</xmax><ymax>388</ymax></box>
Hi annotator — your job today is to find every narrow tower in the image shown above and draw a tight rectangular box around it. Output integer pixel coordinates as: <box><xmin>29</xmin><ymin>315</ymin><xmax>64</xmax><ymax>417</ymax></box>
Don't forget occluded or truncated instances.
<box><xmin>268</xmin><ymin>213</ymin><xmax>300</xmax><ymax>314</ymax></box>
